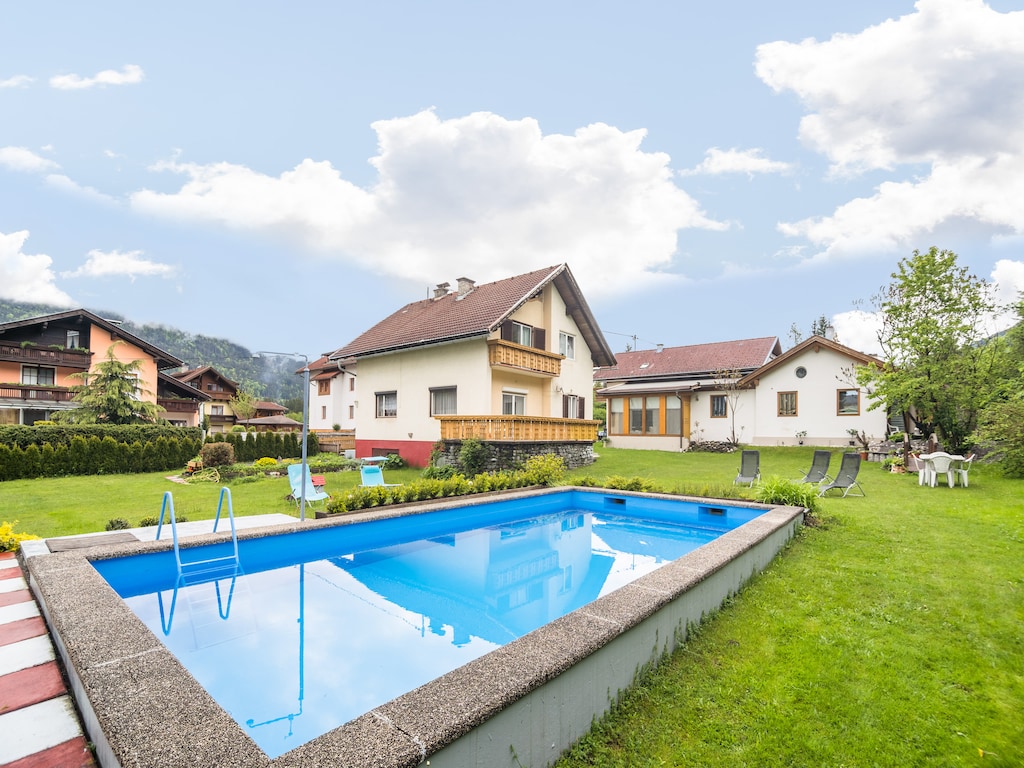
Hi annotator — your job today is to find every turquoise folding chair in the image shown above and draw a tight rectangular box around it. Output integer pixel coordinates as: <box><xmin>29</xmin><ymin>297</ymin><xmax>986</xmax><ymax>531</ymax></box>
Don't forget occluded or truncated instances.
<box><xmin>359</xmin><ymin>464</ymin><xmax>400</xmax><ymax>488</ymax></box>
<box><xmin>287</xmin><ymin>464</ymin><xmax>330</xmax><ymax>506</ymax></box>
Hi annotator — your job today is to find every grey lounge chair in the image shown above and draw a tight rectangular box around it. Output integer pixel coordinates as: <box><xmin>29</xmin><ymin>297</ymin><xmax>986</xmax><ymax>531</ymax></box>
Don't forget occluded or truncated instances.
<box><xmin>818</xmin><ymin>453</ymin><xmax>865</xmax><ymax>497</ymax></box>
<box><xmin>799</xmin><ymin>450</ymin><xmax>833</xmax><ymax>485</ymax></box>
<box><xmin>734</xmin><ymin>450</ymin><xmax>760</xmax><ymax>486</ymax></box>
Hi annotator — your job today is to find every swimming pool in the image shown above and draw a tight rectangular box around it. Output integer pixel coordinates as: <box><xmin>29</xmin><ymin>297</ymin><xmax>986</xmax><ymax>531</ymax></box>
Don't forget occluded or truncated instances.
<box><xmin>25</xmin><ymin>487</ymin><xmax>804</xmax><ymax>768</ymax></box>
<box><xmin>92</xmin><ymin>491</ymin><xmax>763</xmax><ymax>758</ymax></box>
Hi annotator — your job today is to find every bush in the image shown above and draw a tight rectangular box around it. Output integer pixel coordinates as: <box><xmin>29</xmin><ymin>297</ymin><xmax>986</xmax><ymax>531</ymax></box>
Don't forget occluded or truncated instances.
<box><xmin>0</xmin><ymin>520</ymin><xmax>40</xmax><ymax>552</ymax></box>
<box><xmin>254</xmin><ymin>457</ymin><xmax>278</xmax><ymax>470</ymax></box>
<box><xmin>105</xmin><ymin>518</ymin><xmax>130</xmax><ymax>531</ymax></box>
<box><xmin>422</xmin><ymin>464</ymin><xmax>458</xmax><ymax>480</ymax></box>
<box><xmin>383</xmin><ymin>453</ymin><xmax>406</xmax><ymax>470</ymax></box>
<box><xmin>138</xmin><ymin>516</ymin><xmax>159</xmax><ymax>527</ymax></box>
<box><xmin>459</xmin><ymin>438</ymin><xmax>488</xmax><ymax>476</ymax></box>
<box><xmin>753</xmin><ymin>475</ymin><xmax>820</xmax><ymax>513</ymax></box>
<box><xmin>518</xmin><ymin>454</ymin><xmax>566</xmax><ymax>486</ymax></box>
<box><xmin>200</xmin><ymin>442</ymin><xmax>235</xmax><ymax>467</ymax></box>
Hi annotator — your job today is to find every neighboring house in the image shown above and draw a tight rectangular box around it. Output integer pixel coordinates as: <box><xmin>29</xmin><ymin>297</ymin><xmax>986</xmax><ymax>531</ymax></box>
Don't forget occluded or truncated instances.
<box><xmin>157</xmin><ymin>371</ymin><xmax>211</xmax><ymax>427</ymax></box>
<box><xmin>305</xmin><ymin>354</ymin><xmax>357</xmax><ymax>454</ymax></box>
<box><xmin>594</xmin><ymin>337</ymin><xmax>782</xmax><ymax>451</ymax></box>
<box><xmin>0</xmin><ymin>309</ymin><xmax>186</xmax><ymax>426</ymax></box>
<box><xmin>235</xmin><ymin>414</ymin><xmax>302</xmax><ymax>432</ymax></box>
<box><xmin>171</xmin><ymin>366</ymin><xmax>240</xmax><ymax>434</ymax></box>
<box><xmin>327</xmin><ymin>264</ymin><xmax>616</xmax><ymax>467</ymax></box>
<box><xmin>595</xmin><ymin>335</ymin><xmax>888</xmax><ymax>450</ymax></box>
<box><xmin>253</xmin><ymin>401</ymin><xmax>288</xmax><ymax>419</ymax></box>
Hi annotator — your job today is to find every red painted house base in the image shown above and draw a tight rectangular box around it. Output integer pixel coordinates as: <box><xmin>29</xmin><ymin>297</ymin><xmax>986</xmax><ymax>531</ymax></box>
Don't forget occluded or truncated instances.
<box><xmin>355</xmin><ymin>439</ymin><xmax>434</xmax><ymax>468</ymax></box>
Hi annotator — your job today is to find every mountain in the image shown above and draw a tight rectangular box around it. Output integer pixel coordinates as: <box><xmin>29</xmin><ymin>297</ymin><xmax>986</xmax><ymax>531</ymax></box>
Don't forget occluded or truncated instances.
<box><xmin>0</xmin><ymin>300</ymin><xmax>303</xmax><ymax>403</ymax></box>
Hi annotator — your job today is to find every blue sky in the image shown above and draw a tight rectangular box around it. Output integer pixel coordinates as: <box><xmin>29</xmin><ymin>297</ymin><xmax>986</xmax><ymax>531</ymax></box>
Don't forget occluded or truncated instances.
<box><xmin>3</xmin><ymin>0</ymin><xmax>1023</xmax><ymax>360</ymax></box>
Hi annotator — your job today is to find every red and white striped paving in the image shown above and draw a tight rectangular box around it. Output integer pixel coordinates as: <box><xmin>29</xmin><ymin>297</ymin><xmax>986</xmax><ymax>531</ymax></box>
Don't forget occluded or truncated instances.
<box><xmin>0</xmin><ymin>551</ymin><xmax>95</xmax><ymax>768</ymax></box>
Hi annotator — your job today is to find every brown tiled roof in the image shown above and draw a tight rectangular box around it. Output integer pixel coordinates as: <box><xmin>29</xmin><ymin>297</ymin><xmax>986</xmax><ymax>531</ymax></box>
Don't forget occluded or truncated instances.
<box><xmin>328</xmin><ymin>264</ymin><xmax>616</xmax><ymax>366</ymax></box>
<box><xmin>255</xmin><ymin>401</ymin><xmax>286</xmax><ymax>412</ymax></box>
<box><xmin>170</xmin><ymin>365</ymin><xmax>240</xmax><ymax>388</ymax></box>
<box><xmin>594</xmin><ymin>337</ymin><xmax>782</xmax><ymax>382</ymax></box>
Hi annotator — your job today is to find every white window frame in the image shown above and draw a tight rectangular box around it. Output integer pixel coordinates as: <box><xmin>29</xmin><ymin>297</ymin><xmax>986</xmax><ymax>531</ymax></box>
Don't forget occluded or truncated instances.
<box><xmin>559</xmin><ymin>332</ymin><xmax>576</xmax><ymax>360</ymax></box>
<box><xmin>510</xmin><ymin>321</ymin><xmax>533</xmax><ymax>347</ymax></box>
<box><xmin>430</xmin><ymin>386</ymin><xmax>457</xmax><ymax>416</ymax></box>
<box><xmin>502</xmin><ymin>391</ymin><xmax>526</xmax><ymax>415</ymax></box>
<box><xmin>375</xmin><ymin>391</ymin><xmax>398</xmax><ymax>418</ymax></box>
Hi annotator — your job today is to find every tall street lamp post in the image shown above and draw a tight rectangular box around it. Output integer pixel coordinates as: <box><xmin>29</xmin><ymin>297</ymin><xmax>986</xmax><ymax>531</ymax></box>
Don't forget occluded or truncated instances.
<box><xmin>254</xmin><ymin>351</ymin><xmax>311</xmax><ymax>521</ymax></box>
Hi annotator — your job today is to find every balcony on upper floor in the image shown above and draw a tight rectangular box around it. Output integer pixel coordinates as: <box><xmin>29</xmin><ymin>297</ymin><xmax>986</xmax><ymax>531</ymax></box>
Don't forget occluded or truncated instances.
<box><xmin>0</xmin><ymin>342</ymin><xmax>92</xmax><ymax>370</ymax></box>
<box><xmin>487</xmin><ymin>339</ymin><xmax>562</xmax><ymax>377</ymax></box>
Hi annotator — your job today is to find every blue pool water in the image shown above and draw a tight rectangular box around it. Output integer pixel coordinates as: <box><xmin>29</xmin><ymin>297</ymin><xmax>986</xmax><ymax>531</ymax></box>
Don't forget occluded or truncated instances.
<box><xmin>93</xmin><ymin>490</ymin><xmax>763</xmax><ymax>758</ymax></box>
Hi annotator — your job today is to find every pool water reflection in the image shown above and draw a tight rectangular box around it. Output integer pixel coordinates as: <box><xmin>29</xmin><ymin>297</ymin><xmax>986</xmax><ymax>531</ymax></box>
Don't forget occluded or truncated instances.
<box><xmin>96</xmin><ymin>499</ymin><xmax>748</xmax><ymax>758</ymax></box>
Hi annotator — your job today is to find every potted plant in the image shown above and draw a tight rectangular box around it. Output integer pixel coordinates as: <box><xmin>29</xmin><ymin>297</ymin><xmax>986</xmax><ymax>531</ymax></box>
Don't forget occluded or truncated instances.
<box><xmin>847</xmin><ymin>428</ymin><xmax>871</xmax><ymax>459</ymax></box>
<box><xmin>882</xmin><ymin>455</ymin><xmax>906</xmax><ymax>473</ymax></box>
<box><xmin>795</xmin><ymin>430</ymin><xmax>807</xmax><ymax>445</ymax></box>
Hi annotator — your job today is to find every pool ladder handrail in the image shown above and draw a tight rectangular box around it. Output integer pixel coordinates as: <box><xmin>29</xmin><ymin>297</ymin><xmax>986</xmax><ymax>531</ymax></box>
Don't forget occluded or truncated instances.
<box><xmin>156</xmin><ymin>487</ymin><xmax>241</xmax><ymax>581</ymax></box>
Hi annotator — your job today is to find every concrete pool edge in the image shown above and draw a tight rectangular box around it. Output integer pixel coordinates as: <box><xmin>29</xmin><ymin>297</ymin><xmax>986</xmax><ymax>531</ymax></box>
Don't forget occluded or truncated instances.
<box><xmin>23</xmin><ymin>487</ymin><xmax>804</xmax><ymax>768</ymax></box>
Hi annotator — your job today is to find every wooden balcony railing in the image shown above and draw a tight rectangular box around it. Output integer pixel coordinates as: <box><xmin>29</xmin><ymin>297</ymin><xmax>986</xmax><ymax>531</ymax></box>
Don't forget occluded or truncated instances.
<box><xmin>0</xmin><ymin>384</ymin><xmax>76</xmax><ymax>402</ymax></box>
<box><xmin>158</xmin><ymin>399</ymin><xmax>199</xmax><ymax>414</ymax></box>
<box><xmin>487</xmin><ymin>339</ymin><xmax>562</xmax><ymax>377</ymax></box>
<box><xmin>437</xmin><ymin>415</ymin><xmax>600</xmax><ymax>442</ymax></box>
<box><xmin>0</xmin><ymin>343</ymin><xmax>91</xmax><ymax>369</ymax></box>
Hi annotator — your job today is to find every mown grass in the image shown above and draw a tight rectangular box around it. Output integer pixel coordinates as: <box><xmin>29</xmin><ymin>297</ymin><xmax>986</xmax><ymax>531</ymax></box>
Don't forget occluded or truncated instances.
<box><xmin>560</xmin><ymin>446</ymin><xmax>1024</xmax><ymax>767</ymax></box>
<box><xmin>1</xmin><ymin>445</ymin><xmax>1021</xmax><ymax>765</ymax></box>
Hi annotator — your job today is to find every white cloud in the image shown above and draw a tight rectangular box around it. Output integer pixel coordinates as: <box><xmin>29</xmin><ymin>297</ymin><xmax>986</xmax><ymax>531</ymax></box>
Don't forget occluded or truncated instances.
<box><xmin>830</xmin><ymin>258</ymin><xmax>1024</xmax><ymax>357</ymax></box>
<box><xmin>50</xmin><ymin>64</ymin><xmax>144</xmax><ymax>90</ymax></box>
<box><xmin>830</xmin><ymin>310</ymin><xmax>883</xmax><ymax>357</ymax></box>
<box><xmin>680</xmin><ymin>147</ymin><xmax>793</xmax><ymax>177</ymax></box>
<box><xmin>44</xmin><ymin>173</ymin><xmax>118</xmax><ymax>203</ymax></box>
<box><xmin>131</xmin><ymin>110</ymin><xmax>726</xmax><ymax>297</ymax></box>
<box><xmin>0</xmin><ymin>230</ymin><xmax>75</xmax><ymax>305</ymax></box>
<box><xmin>0</xmin><ymin>146</ymin><xmax>60</xmax><ymax>174</ymax></box>
<box><xmin>0</xmin><ymin>75</ymin><xmax>33</xmax><ymax>88</ymax></box>
<box><xmin>61</xmin><ymin>249</ymin><xmax>175</xmax><ymax>281</ymax></box>
<box><xmin>757</xmin><ymin>0</ymin><xmax>1024</xmax><ymax>260</ymax></box>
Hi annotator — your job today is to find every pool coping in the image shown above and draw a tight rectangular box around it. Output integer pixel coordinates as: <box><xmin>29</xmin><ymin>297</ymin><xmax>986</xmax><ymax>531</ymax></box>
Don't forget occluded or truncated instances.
<box><xmin>23</xmin><ymin>486</ymin><xmax>804</xmax><ymax>768</ymax></box>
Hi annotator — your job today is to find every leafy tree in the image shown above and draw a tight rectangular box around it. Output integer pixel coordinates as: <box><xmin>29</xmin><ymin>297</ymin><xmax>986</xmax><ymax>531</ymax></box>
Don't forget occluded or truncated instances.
<box><xmin>973</xmin><ymin>299</ymin><xmax>1024</xmax><ymax>475</ymax></box>
<box><xmin>856</xmin><ymin>247</ymin><xmax>1000</xmax><ymax>453</ymax></box>
<box><xmin>229</xmin><ymin>388</ymin><xmax>258</xmax><ymax>421</ymax></box>
<box><xmin>55</xmin><ymin>343</ymin><xmax>162</xmax><ymax>424</ymax></box>
<box><xmin>788</xmin><ymin>314</ymin><xmax>832</xmax><ymax>347</ymax></box>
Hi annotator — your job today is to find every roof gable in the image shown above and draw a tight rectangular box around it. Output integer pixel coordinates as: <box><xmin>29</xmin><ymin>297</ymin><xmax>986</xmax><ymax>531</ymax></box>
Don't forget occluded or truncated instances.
<box><xmin>328</xmin><ymin>264</ymin><xmax>615</xmax><ymax>366</ymax></box>
<box><xmin>737</xmin><ymin>335</ymin><xmax>882</xmax><ymax>386</ymax></box>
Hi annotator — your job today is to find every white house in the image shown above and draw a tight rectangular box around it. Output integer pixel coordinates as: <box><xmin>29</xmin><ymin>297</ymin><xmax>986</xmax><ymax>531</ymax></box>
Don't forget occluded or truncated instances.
<box><xmin>327</xmin><ymin>264</ymin><xmax>616</xmax><ymax>467</ymax></box>
<box><xmin>595</xmin><ymin>335</ymin><xmax>888</xmax><ymax>450</ymax></box>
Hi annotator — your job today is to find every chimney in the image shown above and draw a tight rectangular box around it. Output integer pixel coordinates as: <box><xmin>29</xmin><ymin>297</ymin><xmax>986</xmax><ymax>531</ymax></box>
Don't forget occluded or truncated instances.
<box><xmin>656</xmin><ymin>344</ymin><xmax>664</xmax><ymax>353</ymax></box>
<box><xmin>456</xmin><ymin>277</ymin><xmax>475</xmax><ymax>297</ymax></box>
<box><xmin>433</xmin><ymin>282</ymin><xmax>451</xmax><ymax>299</ymax></box>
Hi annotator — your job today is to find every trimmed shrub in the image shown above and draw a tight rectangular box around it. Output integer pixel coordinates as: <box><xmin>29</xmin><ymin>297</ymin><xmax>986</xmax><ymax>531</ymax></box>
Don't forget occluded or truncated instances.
<box><xmin>105</xmin><ymin>518</ymin><xmax>130</xmax><ymax>530</ymax></box>
<box><xmin>200</xmin><ymin>441</ymin><xmax>235</xmax><ymax>467</ymax></box>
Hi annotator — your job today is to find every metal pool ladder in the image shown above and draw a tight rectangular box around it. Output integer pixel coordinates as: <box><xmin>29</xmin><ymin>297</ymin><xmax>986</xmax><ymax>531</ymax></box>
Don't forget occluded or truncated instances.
<box><xmin>156</xmin><ymin>487</ymin><xmax>241</xmax><ymax>580</ymax></box>
<box><xmin>155</xmin><ymin>488</ymin><xmax>244</xmax><ymax>636</ymax></box>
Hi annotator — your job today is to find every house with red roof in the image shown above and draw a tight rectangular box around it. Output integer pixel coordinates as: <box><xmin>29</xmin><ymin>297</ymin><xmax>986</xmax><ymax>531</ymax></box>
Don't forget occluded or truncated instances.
<box><xmin>595</xmin><ymin>334</ymin><xmax>889</xmax><ymax>450</ymax></box>
<box><xmin>327</xmin><ymin>264</ymin><xmax>616</xmax><ymax>467</ymax></box>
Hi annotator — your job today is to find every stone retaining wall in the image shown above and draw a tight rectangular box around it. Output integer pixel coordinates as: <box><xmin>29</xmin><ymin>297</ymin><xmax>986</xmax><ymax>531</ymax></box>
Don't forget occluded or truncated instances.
<box><xmin>439</xmin><ymin>439</ymin><xmax>596</xmax><ymax>471</ymax></box>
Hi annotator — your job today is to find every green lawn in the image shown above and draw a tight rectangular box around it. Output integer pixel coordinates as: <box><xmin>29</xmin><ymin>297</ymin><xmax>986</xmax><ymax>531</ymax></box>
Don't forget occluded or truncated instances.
<box><xmin>2</xmin><ymin>446</ymin><xmax>1021</xmax><ymax>766</ymax></box>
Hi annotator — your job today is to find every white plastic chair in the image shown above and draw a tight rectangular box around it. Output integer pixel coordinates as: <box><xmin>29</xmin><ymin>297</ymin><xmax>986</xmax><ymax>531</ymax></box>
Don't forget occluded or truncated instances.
<box><xmin>925</xmin><ymin>454</ymin><xmax>956</xmax><ymax>488</ymax></box>
<box><xmin>955</xmin><ymin>455</ymin><xmax>975</xmax><ymax>487</ymax></box>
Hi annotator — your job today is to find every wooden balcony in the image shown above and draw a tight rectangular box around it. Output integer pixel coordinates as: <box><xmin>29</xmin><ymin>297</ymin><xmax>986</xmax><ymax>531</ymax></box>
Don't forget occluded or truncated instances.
<box><xmin>487</xmin><ymin>339</ymin><xmax>562</xmax><ymax>377</ymax></box>
<box><xmin>0</xmin><ymin>342</ymin><xmax>91</xmax><ymax>369</ymax></box>
<box><xmin>437</xmin><ymin>415</ymin><xmax>600</xmax><ymax>442</ymax></box>
<box><xmin>0</xmin><ymin>384</ymin><xmax>75</xmax><ymax>403</ymax></box>
<box><xmin>158</xmin><ymin>399</ymin><xmax>199</xmax><ymax>414</ymax></box>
